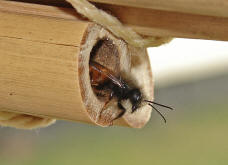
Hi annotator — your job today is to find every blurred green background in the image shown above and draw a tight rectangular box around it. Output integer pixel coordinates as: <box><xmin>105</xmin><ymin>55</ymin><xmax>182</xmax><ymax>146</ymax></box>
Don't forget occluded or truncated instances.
<box><xmin>1</xmin><ymin>39</ymin><xmax>228</xmax><ymax>165</ymax></box>
<box><xmin>1</xmin><ymin>72</ymin><xmax>228</xmax><ymax>165</ymax></box>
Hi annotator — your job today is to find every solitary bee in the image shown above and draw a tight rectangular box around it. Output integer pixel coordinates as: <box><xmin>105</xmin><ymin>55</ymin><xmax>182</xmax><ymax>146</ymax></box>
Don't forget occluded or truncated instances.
<box><xmin>89</xmin><ymin>61</ymin><xmax>173</xmax><ymax>123</ymax></box>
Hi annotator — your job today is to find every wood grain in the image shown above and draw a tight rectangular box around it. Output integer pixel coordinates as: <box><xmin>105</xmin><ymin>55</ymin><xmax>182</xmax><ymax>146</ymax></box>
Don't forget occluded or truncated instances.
<box><xmin>97</xmin><ymin>4</ymin><xmax>228</xmax><ymax>41</ymax></box>
<box><xmin>1</xmin><ymin>1</ymin><xmax>228</xmax><ymax>41</ymax></box>
<box><xmin>0</xmin><ymin>2</ymin><xmax>153</xmax><ymax>128</ymax></box>
<box><xmin>7</xmin><ymin>0</ymin><xmax>228</xmax><ymax>18</ymax></box>
<box><xmin>90</xmin><ymin>0</ymin><xmax>228</xmax><ymax>18</ymax></box>
<box><xmin>0</xmin><ymin>11</ymin><xmax>92</xmax><ymax>123</ymax></box>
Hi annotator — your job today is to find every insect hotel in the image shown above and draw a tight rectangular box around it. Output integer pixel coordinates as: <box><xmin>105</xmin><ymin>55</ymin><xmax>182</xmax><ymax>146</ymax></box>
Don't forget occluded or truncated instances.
<box><xmin>0</xmin><ymin>0</ymin><xmax>227</xmax><ymax>129</ymax></box>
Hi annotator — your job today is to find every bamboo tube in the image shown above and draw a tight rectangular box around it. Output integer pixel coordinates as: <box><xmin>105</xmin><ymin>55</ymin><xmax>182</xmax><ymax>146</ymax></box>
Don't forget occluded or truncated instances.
<box><xmin>90</xmin><ymin>0</ymin><xmax>228</xmax><ymax>18</ymax></box>
<box><xmin>97</xmin><ymin>4</ymin><xmax>228</xmax><ymax>41</ymax></box>
<box><xmin>0</xmin><ymin>4</ymin><xmax>153</xmax><ymax>128</ymax></box>
<box><xmin>1</xmin><ymin>1</ymin><xmax>228</xmax><ymax>41</ymax></box>
<box><xmin>6</xmin><ymin>0</ymin><xmax>228</xmax><ymax>18</ymax></box>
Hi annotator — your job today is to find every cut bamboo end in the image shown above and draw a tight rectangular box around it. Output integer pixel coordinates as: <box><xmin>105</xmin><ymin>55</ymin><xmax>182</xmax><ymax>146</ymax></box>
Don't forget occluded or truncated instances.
<box><xmin>79</xmin><ymin>25</ymin><xmax>153</xmax><ymax>128</ymax></box>
<box><xmin>114</xmin><ymin>47</ymin><xmax>153</xmax><ymax>128</ymax></box>
<box><xmin>0</xmin><ymin>6</ymin><xmax>153</xmax><ymax>128</ymax></box>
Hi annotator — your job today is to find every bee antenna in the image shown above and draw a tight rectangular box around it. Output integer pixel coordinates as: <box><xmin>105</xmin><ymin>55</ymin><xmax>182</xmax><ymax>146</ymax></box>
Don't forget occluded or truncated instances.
<box><xmin>144</xmin><ymin>100</ymin><xmax>173</xmax><ymax>110</ymax></box>
<box><xmin>148</xmin><ymin>103</ymin><xmax>166</xmax><ymax>123</ymax></box>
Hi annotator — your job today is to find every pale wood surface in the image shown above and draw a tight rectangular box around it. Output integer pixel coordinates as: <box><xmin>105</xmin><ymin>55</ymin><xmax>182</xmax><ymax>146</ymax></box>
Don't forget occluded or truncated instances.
<box><xmin>1</xmin><ymin>1</ymin><xmax>228</xmax><ymax>41</ymax></box>
<box><xmin>0</xmin><ymin>2</ymin><xmax>153</xmax><ymax>128</ymax></box>
<box><xmin>0</xmin><ymin>0</ymin><xmax>80</xmax><ymax>20</ymax></box>
<box><xmin>97</xmin><ymin>4</ymin><xmax>228</xmax><ymax>41</ymax></box>
<box><xmin>90</xmin><ymin>0</ymin><xmax>228</xmax><ymax>18</ymax></box>
<box><xmin>5</xmin><ymin>0</ymin><xmax>228</xmax><ymax>18</ymax></box>
<box><xmin>0</xmin><ymin>11</ymin><xmax>92</xmax><ymax>123</ymax></box>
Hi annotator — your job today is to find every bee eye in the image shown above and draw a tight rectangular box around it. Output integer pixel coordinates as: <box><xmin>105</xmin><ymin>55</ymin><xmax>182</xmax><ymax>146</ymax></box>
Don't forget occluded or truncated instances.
<box><xmin>132</xmin><ymin>93</ymin><xmax>138</xmax><ymax>101</ymax></box>
<box><xmin>135</xmin><ymin>95</ymin><xmax>139</xmax><ymax>101</ymax></box>
<box><xmin>129</xmin><ymin>89</ymin><xmax>142</xmax><ymax>104</ymax></box>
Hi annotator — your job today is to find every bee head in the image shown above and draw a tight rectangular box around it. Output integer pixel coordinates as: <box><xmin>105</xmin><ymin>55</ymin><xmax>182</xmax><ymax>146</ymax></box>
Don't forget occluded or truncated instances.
<box><xmin>128</xmin><ymin>88</ymin><xmax>142</xmax><ymax>113</ymax></box>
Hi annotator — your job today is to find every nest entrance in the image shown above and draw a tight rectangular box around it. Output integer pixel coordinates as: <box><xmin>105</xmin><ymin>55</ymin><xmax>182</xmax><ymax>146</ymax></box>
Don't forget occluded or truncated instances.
<box><xmin>89</xmin><ymin>38</ymin><xmax>120</xmax><ymax>102</ymax></box>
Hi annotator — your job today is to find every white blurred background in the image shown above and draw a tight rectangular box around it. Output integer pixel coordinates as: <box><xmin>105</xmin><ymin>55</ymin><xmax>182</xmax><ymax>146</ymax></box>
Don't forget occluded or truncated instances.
<box><xmin>148</xmin><ymin>38</ymin><xmax>228</xmax><ymax>87</ymax></box>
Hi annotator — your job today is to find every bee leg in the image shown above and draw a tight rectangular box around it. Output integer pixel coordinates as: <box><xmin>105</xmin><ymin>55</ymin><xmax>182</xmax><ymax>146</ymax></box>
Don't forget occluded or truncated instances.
<box><xmin>92</xmin><ymin>88</ymin><xmax>106</xmax><ymax>97</ymax></box>
<box><xmin>114</xmin><ymin>102</ymin><xmax>126</xmax><ymax>120</ymax></box>
<box><xmin>99</xmin><ymin>91</ymin><xmax>114</xmax><ymax>117</ymax></box>
<box><xmin>91</xmin><ymin>81</ymin><xmax>99</xmax><ymax>87</ymax></box>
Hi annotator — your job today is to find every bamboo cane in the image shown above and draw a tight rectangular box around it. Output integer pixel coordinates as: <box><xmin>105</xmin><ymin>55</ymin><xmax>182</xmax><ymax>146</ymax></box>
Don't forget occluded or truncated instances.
<box><xmin>0</xmin><ymin>3</ymin><xmax>153</xmax><ymax>128</ymax></box>
<box><xmin>1</xmin><ymin>1</ymin><xmax>228</xmax><ymax>41</ymax></box>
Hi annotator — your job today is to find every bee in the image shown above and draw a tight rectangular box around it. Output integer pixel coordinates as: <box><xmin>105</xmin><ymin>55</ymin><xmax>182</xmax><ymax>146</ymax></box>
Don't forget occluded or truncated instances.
<box><xmin>89</xmin><ymin>61</ymin><xmax>173</xmax><ymax>123</ymax></box>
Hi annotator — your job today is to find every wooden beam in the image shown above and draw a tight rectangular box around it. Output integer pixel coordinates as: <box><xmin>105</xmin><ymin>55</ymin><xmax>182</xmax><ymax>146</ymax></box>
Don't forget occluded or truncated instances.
<box><xmin>1</xmin><ymin>1</ymin><xmax>228</xmax><ymax>41</ymax></box>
